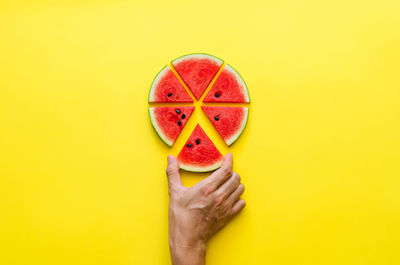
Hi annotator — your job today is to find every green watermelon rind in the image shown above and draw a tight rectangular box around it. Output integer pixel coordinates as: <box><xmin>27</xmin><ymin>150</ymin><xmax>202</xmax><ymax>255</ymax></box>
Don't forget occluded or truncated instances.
<box><xmin>148</xmin><ymin>65</ymin><xmax>193</xmax><ymax>103</ymax></box>
<box><xmin>226</xmin><ymin>107</ymin><xmax>249</xmax><ymax>146</ymax></box>
<box><xmin>148</xmin><ymin>107</ymin><xmax>174</xmax><ymax>147</ymax></box>
<box><xmin>225</xmin><ymin>64</ymin><xmax>250</xmax><ymax>103</ymax></box>
<box><xmin>148</xmin><ymin>65</ymin><xmax>168</xmax><ymax>103</ymax></box>
<box><xmin>179</xmin><ymin>159</ymin><xmax>223</xmax><ymax>173</ymax></box>
<box><xmin>171</xmin><ymin>53</ymin><xmax>224</xmax><ymax>100</ymax></box>
<box><xmin>204</xmin><ymin>64</ymin><xmax>251</xmax><ymax>103</ymax></box>
<box><xmin>171</xmin><ymin>53</ymin><xmax>224</xmax><ymax>67</ymax></box>
<box><xmin>201</xmin><ymin>106</ymin><xmax>249</xmax><ymax>146</ymax></box>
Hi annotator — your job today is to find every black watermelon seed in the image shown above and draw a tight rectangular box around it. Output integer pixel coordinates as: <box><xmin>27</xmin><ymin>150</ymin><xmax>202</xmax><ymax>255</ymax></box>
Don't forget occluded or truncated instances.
<box><xmin>195</xmin><ymin>139</ymin><xmax>200</xmax><ymax>145</ymax></box>
<box><xmin>181</xmin><ymin>114</ymin><xmax>186</xmax><ymax>119</ymax></box>
<box><xmin>186</xmin><ymin>144</ymin><xmax>192</xmax><ymax>147</ymax></box>
<box><xmin>215</xmin><ymin>92</ymin><xmax>221</xmax><ymax>98</ymax></box>
<box><xmin>175</xmin><ymin>109</ymin><xmax>181</xmax><ymax>114</ymax></box>
<box><xmin>167</xmin><ymin>92</ymin><xmax>173</xmax><ymax>97</ymax></box>
<box><xmin>177</xmin><ymin>120</ymin><xmax>182</xmax><ymax>126</ymax></box>
<box><xmin>214</xmin><ymin>116</ymin><xmax>220</xmax><ymax>121</ymax></box>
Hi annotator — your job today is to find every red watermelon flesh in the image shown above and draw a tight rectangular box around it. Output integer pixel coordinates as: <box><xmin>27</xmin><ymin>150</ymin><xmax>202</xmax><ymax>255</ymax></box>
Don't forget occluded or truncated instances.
<box><xmin>149</xmin><ymin>107</ymin><xmax>194</xmax><ymax>147</ymax></box>
<box><xmin>202</xmin><ymin>106</ymin><xmax>249</xmax><ymax>146</ymax></box>
<box><xmin>172</xmin><ymin>54</ymin><xmax>223</xmax><ymax>100</ymax></box>
<box><xmin>177</xmin><ymin>124</ymin><xmax>223</xmax><ymax>172</ymax></box>
<box><xmin>149</xmin><ymin>65</ymin><xmax>193</xmax><ymax>103</ymax></box>
<box><xmin>203</xmin><ymin>64</ymin><xmax>250</xmax><ymax>103</ymax></box>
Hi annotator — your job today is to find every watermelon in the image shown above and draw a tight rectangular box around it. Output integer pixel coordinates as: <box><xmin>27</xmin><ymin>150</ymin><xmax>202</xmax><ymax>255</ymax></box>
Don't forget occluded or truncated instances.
<box><xmin>202</xmin><ymin>106</ymin><xmax>249</xmax><ymax>146</ymax></box>
<box><xmin>203</xmin><ymin>64</ymin><xmax>250</xmax><ymax>103</ymax></box>
<box><xmin>149</xmin><ymin>107</ymin><xmax>194</xmax><ymax>146</ymax></box>
<box><xmin>149</xmin><ymin>65</ymin><xmax>193</xmax><ymax>103</ymax></box>
<box><xmin>177</xmin><ymin>124</ymin><xmax>223</xmax><ymax>172</ymax></box>
<box><xmin>172</xmin><ymin>53</ymin><xmax>223</xmax><ymax>100</ymax></box>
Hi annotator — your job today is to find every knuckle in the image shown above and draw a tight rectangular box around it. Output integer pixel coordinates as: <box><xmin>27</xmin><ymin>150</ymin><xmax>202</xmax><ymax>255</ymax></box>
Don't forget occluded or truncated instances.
<box><xmin>213</xmin><ymin>194</ymin><xmax>224</xmax><ymax>206</ymax></box>
<box><xmin>201</xmin><ymin>185</ymin><xmax>214</xmax><ymax>197</ymax></box>
<box><xmin>222</xmin><ymin>167</ymin><xmax>232</xmax><ymax>176</ymax></box>
<box><xmin>166</xmin><ymin>167</ymin><xmax>173</xmax><ymax>177</ymax></box>
<box><xmin>238</xmin><ymin>184</ymin><xmax>245</xmax><ymax>195</ymax></box>
<box><xmin>234</xmin><ymin>173</ymin><xmax>241</xmax><ymax>182</ymax></box>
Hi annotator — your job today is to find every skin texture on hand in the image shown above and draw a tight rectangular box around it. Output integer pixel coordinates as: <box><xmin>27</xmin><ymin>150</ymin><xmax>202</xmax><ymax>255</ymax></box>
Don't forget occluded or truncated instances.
<box><xmin>166</xmin><ymin>153</ymin><xmax>246</xmax><ymax>265</ymax></box>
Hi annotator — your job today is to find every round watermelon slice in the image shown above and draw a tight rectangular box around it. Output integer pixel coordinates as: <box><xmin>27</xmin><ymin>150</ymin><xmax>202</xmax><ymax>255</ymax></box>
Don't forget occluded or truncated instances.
<box><xmin>201</xmin><ymin>106</ymin><xmax>249</xmax><ymax>146</ymax></box>
<box><xmin>177</xmin><ymin>124</ymin><xmax>223</xmax><ymax>172</ymax></box>
<box><xmin>149</xmin><ymin>65</ymin><xmax>193</xmax><ymax>103</ymax></box>
<box><xmin>149</xmin><ymin>107</ymin><xmax>194</xmax><ymax>146</ymax></box>
<box><xmin>203</xmin><ymin>64</ymin><xmax>250</xmax><ymax>103</ymax></box>
<box><xmin>172</xmin><ymin>53</ymin><xmax>223</xmax><ymax>100</ymax></box>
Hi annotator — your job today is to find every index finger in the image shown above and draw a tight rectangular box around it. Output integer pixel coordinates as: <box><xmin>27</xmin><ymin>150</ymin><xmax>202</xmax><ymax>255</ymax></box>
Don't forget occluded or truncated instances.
<box><xmin>200</xmin><ymin>153</ymin><xmax>233</xmax><ymax>190</ymax></box>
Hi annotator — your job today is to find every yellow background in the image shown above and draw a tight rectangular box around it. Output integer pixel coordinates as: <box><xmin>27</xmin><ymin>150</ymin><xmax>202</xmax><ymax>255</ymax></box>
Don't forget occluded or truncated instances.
<box><xmin>1</xmin><ymin>0</ymin><xmax>399</xmax><ymax>264</ymax></box>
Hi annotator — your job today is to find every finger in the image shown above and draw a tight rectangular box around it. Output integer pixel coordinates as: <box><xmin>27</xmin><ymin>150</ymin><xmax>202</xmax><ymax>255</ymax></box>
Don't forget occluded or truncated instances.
<box><xmin>226</xmin><ymin>183</ymin><xmax>245</xmax><ymax>206</ymax></box>
<box><xmin>201</xmin><ymin>153</ymin><xmax>233</xmax><ymax>189</ymax></box>
<box><xmin>231</xmin><ymin>199</ymin><xmax>246</xmax><ymax>216</ymax></box>
<box><xmin>215</xmin><ymin>172</ymin><xmax>241</xmax><ymax>199</ymax></box>
<box><xmin>166</xmin><ymin>155</ymin><xmax>182</xmax><ymax>190</ymax></box>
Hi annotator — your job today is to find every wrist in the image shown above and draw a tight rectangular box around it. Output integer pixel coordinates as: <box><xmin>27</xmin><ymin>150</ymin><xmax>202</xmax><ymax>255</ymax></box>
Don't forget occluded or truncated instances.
<box><xmin>168</xmin><ymin>208</ymin><xmax>206</xmax><ymax>248</ymax></box>
<box><xmin>169</xmin><ymin>238</ymin><xmax>206</xmax><ymax>265</ymax></box>
<box><xmin>169</xmin><ymin>237</ymin><xmax>206</xmax><ymax>251</ymax></box>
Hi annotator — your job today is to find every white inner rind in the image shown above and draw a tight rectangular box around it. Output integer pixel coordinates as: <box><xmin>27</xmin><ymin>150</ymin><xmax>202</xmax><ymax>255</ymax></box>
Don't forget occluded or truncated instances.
<box><xmin>148</xmin><ymin>65</ymin><xmax>169</xmax><ymax>102</ymax></box>
<box><xmin>179</xmin><ymin>159</ymin><xmax>223</xmax><ymax>172</ymax></box>
<box><xmin>148</xmin><ymin>107</ymin><xmax>173</xmax><ymax>146</ymax></box>
<box><xmin>225</xmin><ymin>107</ymin><xmax>249</xmax><ymax>146</ymax></box>
<box><xmin>224</xmin><ymin>64</ymin><xmax>250</xmax><ymax>103</ymax></box>
<box><xmin>172</xmin><ymin>53</ymin><xmax>223</xmax><ymax>66</ymax></box>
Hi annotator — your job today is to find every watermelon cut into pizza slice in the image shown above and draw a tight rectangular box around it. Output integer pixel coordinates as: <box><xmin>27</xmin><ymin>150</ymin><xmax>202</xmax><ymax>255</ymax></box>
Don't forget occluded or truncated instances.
<box><xmin>172</xmin><ymin>53</ymin><xmax>223</xmax><ymax>100</ymax></box>
<box><xmin>177</xmin><ymin>124</ymin><xmax>223</xmax><ymax>172</ymax></box>
<box><xmin>148</xmin><ymin>65</ymin><xmax>193</xmax><ymax>103</ymax></box>
<box><xmin>203</xmin><ymin>64</ymin><xmax>250</xmax><ymax>103</ymax></box>
<box><xmin>149</xmin><ymin>107</ymin><xmax>194</xmax><ymax>146</ymax></box>
<box><xmin>202</xmin><ymin>106</ymin><xmax>249</xmax><ymax>146</ymax></box>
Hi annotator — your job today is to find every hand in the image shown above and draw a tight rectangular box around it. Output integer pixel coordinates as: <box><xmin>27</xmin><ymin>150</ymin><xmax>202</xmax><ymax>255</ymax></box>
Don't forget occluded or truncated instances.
<box><xmin>166</xmin><ymin>153</ymin><xmax>246</xmax><ymax>265</ymax></box>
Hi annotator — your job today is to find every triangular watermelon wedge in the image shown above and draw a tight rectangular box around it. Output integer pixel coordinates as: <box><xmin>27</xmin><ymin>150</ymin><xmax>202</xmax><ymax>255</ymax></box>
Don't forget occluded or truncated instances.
<box><xmin>177</xmin><ymin>124</ymin><xmax>223</xmax><ymax>172</ymax></box>
<box><xmin>148</xmin><ymin>65</ymin><xmax>193</xmax><ymax>103</ymax></box>
<box><xmin>172</xmin><ymin>53</ymin><xmax>223</xmax><ymax>100</ymax></box>
<box><xmin>203</xmin><ymin>64</ymin><xmax>250</xmax><ymax>103</ymax></box>
<box><xmin>149</xmin><ymin>107</ymin><xmax>194</xmax><ymax>146</ymax></box>
<box><xmin>202</xmin><ymin>106</ymin><xmax>249</xmax><ymax>146</ymax></box>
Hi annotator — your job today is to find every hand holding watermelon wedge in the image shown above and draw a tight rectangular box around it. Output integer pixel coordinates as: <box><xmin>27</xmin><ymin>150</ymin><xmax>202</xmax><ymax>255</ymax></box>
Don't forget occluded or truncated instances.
<box><xmin>166</xmin><ymin>153</ymin><xmax>245</xmax><ymax>265</ymax></box>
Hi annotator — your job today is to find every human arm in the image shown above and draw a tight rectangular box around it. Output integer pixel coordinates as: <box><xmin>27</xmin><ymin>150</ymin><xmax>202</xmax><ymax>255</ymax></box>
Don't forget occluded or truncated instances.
<box><xmin>166</xmin><ymin>153</ymin><xmax>246</xmax><ymax>265</ymax></box>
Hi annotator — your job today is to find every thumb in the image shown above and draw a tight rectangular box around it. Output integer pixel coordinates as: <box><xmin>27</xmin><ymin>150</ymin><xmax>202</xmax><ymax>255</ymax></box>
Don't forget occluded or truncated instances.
<box><xmin>166</xmin><ymin>155</ymin><xmax>182</xmax><ymax>190</ymax></box>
